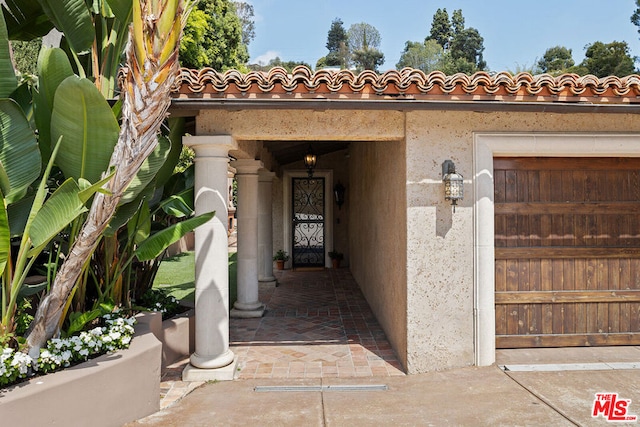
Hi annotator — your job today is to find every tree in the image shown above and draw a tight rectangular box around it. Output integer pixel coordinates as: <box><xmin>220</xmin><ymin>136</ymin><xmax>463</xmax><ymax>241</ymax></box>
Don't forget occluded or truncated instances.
<box><xmin>451</xmin><ymin>9</ymin><xmax>464</xmax><ymax>36</ymax></box>
<box><xmin>10</xmin><ymin>39</ymin><xmax>41</xmax><ymax>75</ymax></box>
<box><xmin>631</xmin><ymin>0</ymin><xmax>640</xmax><ymax>36</ymax></box>
<box><xmin>426</xmin><ymin>8</ymin><xmax>451</xmax><ymax>48</ymax></box>
<box><xmin>352</xmin><ymin>48</ymin><xmax>384</xmax><ymax>72</ymax></box>
<box><xmin>347</xmin><ymin>22</ymin><xmax>384</xmax><ymax>71</ymax></box>
<box><xmin>424</xmin><ymin>8</ymin><xmax>486</xmax><ymax>74</ymax></box>
<box><xmin>325</xmin><ymin>18</ymin><xmax>349</xmax><ymax>68</ymax></box>
<box><xmin>179</xmin><ymin>0</ymin><xmax>249</xmax><ymax>70</ymax></box>
<box><xmin>248</xmin><ymin>57</ymin><xmax>311</xmax><ymax>72</ymax></box>
<box><xmin>448</xmin><ymin>27</ymin><xmax>486</xmax><ymax>72</ymax></box>
<box><xmin>580</xmin><ymin>41</ymin><xmax>636</xmax><ymax>77</ymax></box>
<box><xmin>396</xmin><ymin>39</ymin><xmax>445</xmax><ymax>72</ymax></box>
<box><xmin>233</xmin><ymin>1</ymin><xmax>255</xmax><ymax>46</ymax></box>
<box><xmin>537</xmin><ymin>46</ymin><xmax>575</xmax><ymax>75</ymax></box>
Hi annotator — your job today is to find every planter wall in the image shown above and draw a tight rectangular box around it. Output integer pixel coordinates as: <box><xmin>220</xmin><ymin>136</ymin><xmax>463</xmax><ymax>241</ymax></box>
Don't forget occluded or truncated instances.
<box><xmin>0</xmin><ymin>313</ymin><xmax>162</xmax><ymax>427</ymax></box>
<box><xmin>158</xmin><ymin>308</ymin><xmax>195</xmax><ymax>369</ymax></box>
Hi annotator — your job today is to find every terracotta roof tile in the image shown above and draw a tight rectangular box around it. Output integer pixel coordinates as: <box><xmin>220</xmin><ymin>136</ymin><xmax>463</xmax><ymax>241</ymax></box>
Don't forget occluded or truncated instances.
<box><xmin>172</xmin><ymin>66</ymin><xmax>640</xmax><ymax>104</ymax></box>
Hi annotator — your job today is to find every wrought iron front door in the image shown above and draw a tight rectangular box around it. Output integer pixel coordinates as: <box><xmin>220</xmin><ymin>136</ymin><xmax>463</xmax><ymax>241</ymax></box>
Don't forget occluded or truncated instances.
<box><xmin>292</xmin><ymin>177</ymin><xmax>325</xmax><ymax>267</ymax></box>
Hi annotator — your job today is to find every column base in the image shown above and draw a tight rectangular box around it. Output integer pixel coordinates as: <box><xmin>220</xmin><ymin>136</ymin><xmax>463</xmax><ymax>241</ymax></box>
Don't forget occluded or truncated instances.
<box><xmin>259</xmin><ymin>278</ymin><xmax>277</xmax><ymax>286</ymax></box>
<box><xmin>230</xmin><ymin>303</ymin><xmax>265</xmax><ymax>318</ymax></box>
<box><xmin>182</xmin><ymin>356</ymin><xmax>238</xmax><ymax>382</ymax></box>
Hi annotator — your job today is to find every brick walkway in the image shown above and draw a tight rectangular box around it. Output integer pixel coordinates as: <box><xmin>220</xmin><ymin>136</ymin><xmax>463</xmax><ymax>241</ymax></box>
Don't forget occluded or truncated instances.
<box><xmin>232</xmin><ymin>268</ymin><xmax>405</xmax><ymax>379</ymax></box>
<box><xmin>159</xmin><ymin>267</ymin><xmax>404</xmax><ymax>408</ymax></box>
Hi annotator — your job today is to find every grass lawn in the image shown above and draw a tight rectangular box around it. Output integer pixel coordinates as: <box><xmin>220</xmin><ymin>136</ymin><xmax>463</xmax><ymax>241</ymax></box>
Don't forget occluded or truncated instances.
<box><xmin>153</xmin><ymin>251</ymin><xmax>237</xmax><ymax>306</ymax></box>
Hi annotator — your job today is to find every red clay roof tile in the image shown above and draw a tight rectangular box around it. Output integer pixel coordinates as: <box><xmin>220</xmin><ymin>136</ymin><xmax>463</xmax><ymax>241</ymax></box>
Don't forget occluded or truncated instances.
<box><xmin>172</xmin><ymin>66</ymin><xmax>640</xmax><ymax>104</ymax></box>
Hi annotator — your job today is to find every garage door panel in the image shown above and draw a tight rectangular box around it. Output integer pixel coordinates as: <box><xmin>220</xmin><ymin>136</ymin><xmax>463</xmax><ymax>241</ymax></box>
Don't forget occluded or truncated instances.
<box><xmin>495</xmin><ymin>157</ymin><xmax>640</xmax><ymax>348</ymax></box>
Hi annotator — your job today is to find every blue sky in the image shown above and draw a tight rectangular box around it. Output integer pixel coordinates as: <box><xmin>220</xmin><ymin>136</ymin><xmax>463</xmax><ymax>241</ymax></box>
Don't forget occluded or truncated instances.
<box><xmin>246</xmin><ymin>0</ymin><xmax>640</xmax><ymax>72</ymax></box>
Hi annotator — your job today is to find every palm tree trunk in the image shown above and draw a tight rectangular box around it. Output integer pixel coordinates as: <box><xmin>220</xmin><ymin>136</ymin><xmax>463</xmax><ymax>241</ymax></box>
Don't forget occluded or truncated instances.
<box><xmin>26</xmin><ymin>0</ymin><xmax>188</xmax><ymax>356</ymax></box>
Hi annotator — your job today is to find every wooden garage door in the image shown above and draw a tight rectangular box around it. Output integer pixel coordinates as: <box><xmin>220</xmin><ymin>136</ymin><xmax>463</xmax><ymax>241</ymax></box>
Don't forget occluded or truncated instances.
<box><xmin>494</xmin><ymin>157</ymin><xmax>640</xmax><ymax>348</ymax></box>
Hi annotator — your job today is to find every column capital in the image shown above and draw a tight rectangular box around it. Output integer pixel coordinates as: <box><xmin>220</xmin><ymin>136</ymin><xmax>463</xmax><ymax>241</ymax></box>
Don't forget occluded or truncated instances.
<box><xmin>184</xmin><ymin>135</ymin><xmax>238</xmax><ymax>158</ymax></box>
<box><xmin>231</xmin><ymin>159</ymin><xmax>264</xmax><ymax>175</ymax></box>
<box><xmin>258</xmin><ymin>169</ymin><xmax>276</xmax><ymax>181</ymax></box>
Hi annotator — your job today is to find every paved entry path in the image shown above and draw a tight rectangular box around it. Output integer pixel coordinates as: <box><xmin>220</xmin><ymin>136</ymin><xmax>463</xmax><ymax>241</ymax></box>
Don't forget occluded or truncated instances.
<box><xmin>231</xmin><ymin>268</ymin><xmax>405</xmax><ymax>379</ymax></box>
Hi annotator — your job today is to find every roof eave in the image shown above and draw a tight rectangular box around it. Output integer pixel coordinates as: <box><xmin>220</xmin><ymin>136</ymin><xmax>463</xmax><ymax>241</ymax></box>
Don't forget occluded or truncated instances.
<box><xmin>169</xmin><ymin>97</ymin><xmax>640</xmax><ymax>114</ymax></box>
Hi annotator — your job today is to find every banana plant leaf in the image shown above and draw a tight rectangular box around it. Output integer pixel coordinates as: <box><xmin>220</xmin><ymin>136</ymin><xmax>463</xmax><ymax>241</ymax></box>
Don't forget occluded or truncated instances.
<box><xmin>28</xmin><ymin>178</ymin><xmax>88</xmax><ymax>256</ymax></box>
<box><xmin>0</xmin><ymin>189</ymin><xmax>9</xmax><ymax>278</ymax></box>
<box><xmin>7</xmin><ymin>194</ymin><xmax>33</xmax><ymax>237</ymax></box>
<box><xmin>9</xmin><ymin>83</ymin><xmax>35</xmax><ymax>126</ymax></box>
<box><xmin>0</xmin><ymin>11</ymin><xmax>17</xmax><ymax>98</ymax></box>
<box><xmin>128</xmin><ymin>199</ymin><xmax>150</xmax><ymax>246</ymax></box>
<box><xmin>33</xmin><ymin>47</ymin><xmax>74</xmax><ymax>158</ymax></box>
<box><xmin>51</xmin><ymin>76</ymin><xmax>119</xmax><ymax>184</ymax></box>
<box><xmin>154</xmin><ymin>117</ymin><xmax>185</xmax><ymax>188</ymax></box>
<box><xmin>38</xmin><ymin>0</ymin><xmax>94</xmax><ymax>54</ymax></box>
<box><xmin>105</xmin><ymin>0</ymin><xmax>133</xmax><ymax>23</ymax></box>
<box><xmin>134</xmin><ymin>212</ymin><xmax>215</xmax><ymax>262</ymax></box>
<box><xmin>1</xmin><ymin>0</ymin><xmax>54</xmax><ymax>40</ymax></box>
<box><xmin>0</xmin><ymin>99</ymin><xmax>41</xmax><ymax>204</ymax></box>
<box><xmin>120</xmin><ymin>135</ymin><xmax>171</xmax><ymax>205</ymax></box>
<box><xmin>160</xmin><ymin>187</ymin><xmax>194</xmax><ymax>218</ymax></box>
<box><xmin>104</xmin><ymin>183</ymin><xmax>155</xmax><ymax>237</ymax></box>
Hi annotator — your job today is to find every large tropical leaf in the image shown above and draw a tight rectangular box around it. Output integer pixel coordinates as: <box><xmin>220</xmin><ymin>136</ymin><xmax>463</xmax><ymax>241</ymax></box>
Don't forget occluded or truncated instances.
<box><xmin>160</xmin><ymin>187</ymin><xmax>194</xmax><ymax>218</ymax></box>
<box><xmin>1</xmin><ymin>0</ymin><xmax>54</xmax><ymax>41</ymax></box>
<box><xmin>38</xmin><ymin>0</ymin><xmax>94</xmax><ymax>54</ymax></box>
<box><xmin>9</xmin><ymin>83</ymin><xmax>35</xmax><ymax>125</ymax></box>
<box><xmin>51</xmin><ymin>76</ymin><xmax>119</xmax><ymax>183</ymax></box>
<box><xmin>0</xmin><ymin>99</ymin><xmax>41</xmax><ymax>204</ymax></box>
<box><xmin>77</xmin><ymin>170</ymin><xmax>115</xmax><ymax>204</ymax></box>
<box><xmin>104</xmin><ymin>183</ymin><xmax>155</xmax><ymax>237</ymax></box>
<box><xmin>120</xmin><ymin>135</ymin><xmax>171</xmax><ymax>205</ymax></box>
<box><xmin>0</xmin><ymin>189</ymin><xmax>10</xmax><ymax>278</ymax></box>
<box><xmin>7</xmin><ymin>194</ymin><xmax>33</xmax><ymax>237</ymax></box>
<box><xmin>34</xmin><ymin>47</ymin><xmax>74</xmax><ymax>158</ymax></box>
<box><xmin>154</xmin><ymin>117</ymin><xmax>185</xmax><ymax>188</ymax></box>
<box><xmin>0</xmin><ymin>11</ymin><xmax>16</xmax><ymax>98</ymax></box>
<box><xmin>105</xmin><ymin>0</ymin><xmax>133</xmax><ymax>24</ymax></box>
<box><xmin>128</xmin><ymin>199</ymin><xmax>150</xmax><ymax>245</ymax></box>
<box><xmin>28</xmin><ymin>178</ymin><xmax>88</xmax><ymax>256</ymax></box>
<box><xmin>134</xmin><ymin>211</ymin><xmax>215</xmax><ymax>262</ymax></box>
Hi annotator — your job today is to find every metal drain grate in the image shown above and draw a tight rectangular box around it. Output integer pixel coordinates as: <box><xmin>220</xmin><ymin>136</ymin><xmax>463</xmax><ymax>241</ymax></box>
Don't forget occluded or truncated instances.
<box><xmin>500</xmin><ymin>362</ymin><xmax>640</xmax><ymax>372</ymax></box>
<box><xmin>254</xmin><ymin>384</ymin><xmax>388</xmax><ymax>392</ymax></box>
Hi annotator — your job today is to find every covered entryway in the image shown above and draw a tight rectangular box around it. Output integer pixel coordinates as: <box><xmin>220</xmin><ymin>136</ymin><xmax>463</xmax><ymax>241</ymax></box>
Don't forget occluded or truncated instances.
<box><xmin>494</xmin><ymin>157</ymin><xmax>640</xmax><ymax>348</ymax></box>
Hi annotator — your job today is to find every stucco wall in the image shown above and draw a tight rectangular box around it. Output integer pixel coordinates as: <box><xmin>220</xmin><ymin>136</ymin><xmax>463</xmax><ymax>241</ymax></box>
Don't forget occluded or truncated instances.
<box><xmin>195</xmin><ymin>106</ymin><xmax>640</xmax><ymax>375</ymax></box>
<box><xmin>196</xmin><ymin>110</ymin><xmax>405</xmax><ymax>142</ymax></box>
<box><xmin>349</xmin><ymin>140</ymin><xmax>408</xmax><ymax>370</ymax></box>
<box><xmin>403</xmin><ymin>110</ymin><xmax>640</xmax><ymax>373</ymax></box>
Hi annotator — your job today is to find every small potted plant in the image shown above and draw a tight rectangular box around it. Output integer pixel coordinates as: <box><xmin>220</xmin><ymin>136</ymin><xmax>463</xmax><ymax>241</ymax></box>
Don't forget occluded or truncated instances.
<box><xmin>273</xmin><ymin>250</ymin><xmax>289</xmax><ymax>270</ymax></box>
<box><xmin>328</xmin><ymin>250</ymin><xmax>344</xmax><ymax>269</ymax></box>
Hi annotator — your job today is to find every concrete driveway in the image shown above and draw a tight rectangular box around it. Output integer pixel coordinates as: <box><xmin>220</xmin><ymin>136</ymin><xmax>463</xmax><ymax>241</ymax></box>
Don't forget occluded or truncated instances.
<box><xmin>129</xmin><ymin>363</ymin><xmax>640</xmax><ymax>426</ymax></box>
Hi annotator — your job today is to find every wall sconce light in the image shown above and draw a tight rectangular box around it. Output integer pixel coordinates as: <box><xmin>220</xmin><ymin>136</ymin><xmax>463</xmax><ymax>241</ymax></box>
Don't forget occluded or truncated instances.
<box><xmin>442</xmin><ymin>160</ymin><xmax>464</xmax><ymax>212</ymax></box>
<box><xmin>334</xmin><ymin>181</ymin><xmax>346</xmax><ymax>210</ymax></box>
<box><xmin>303</xmin><ymin>145</ymin><xmax>317</xmax><ymax>178</ymax></box>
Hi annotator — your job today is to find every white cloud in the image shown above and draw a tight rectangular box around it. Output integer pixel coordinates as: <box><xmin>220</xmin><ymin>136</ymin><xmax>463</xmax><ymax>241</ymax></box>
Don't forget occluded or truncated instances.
<box><xmin>252</xmin><ymin>50</ymin><xmax>280</xmax><ymax>66</ymax></box>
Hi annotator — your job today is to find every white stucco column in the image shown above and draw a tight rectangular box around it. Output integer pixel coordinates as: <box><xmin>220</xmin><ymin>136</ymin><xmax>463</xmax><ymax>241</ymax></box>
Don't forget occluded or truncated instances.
<box><xmin>230</xmin><ymin>159</ymin><xmax>265</xmax><ymax>318</ymax></box>
<box><xmin>258</xmin><ymin>170</ymin><xmax>276</xmax><ymax>283</ymax></box>
<box><xmin>182</xmin><ymin>135</ymin><xmax>237</xmax><ymax>381</ymax></box>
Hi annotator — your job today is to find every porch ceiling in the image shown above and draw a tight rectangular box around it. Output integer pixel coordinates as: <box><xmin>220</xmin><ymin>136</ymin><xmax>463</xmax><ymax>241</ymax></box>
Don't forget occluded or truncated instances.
<box><xmin>263</xmin><ymin>141</ymin><xmax>349</xmax><ymax>166</ymax></box>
